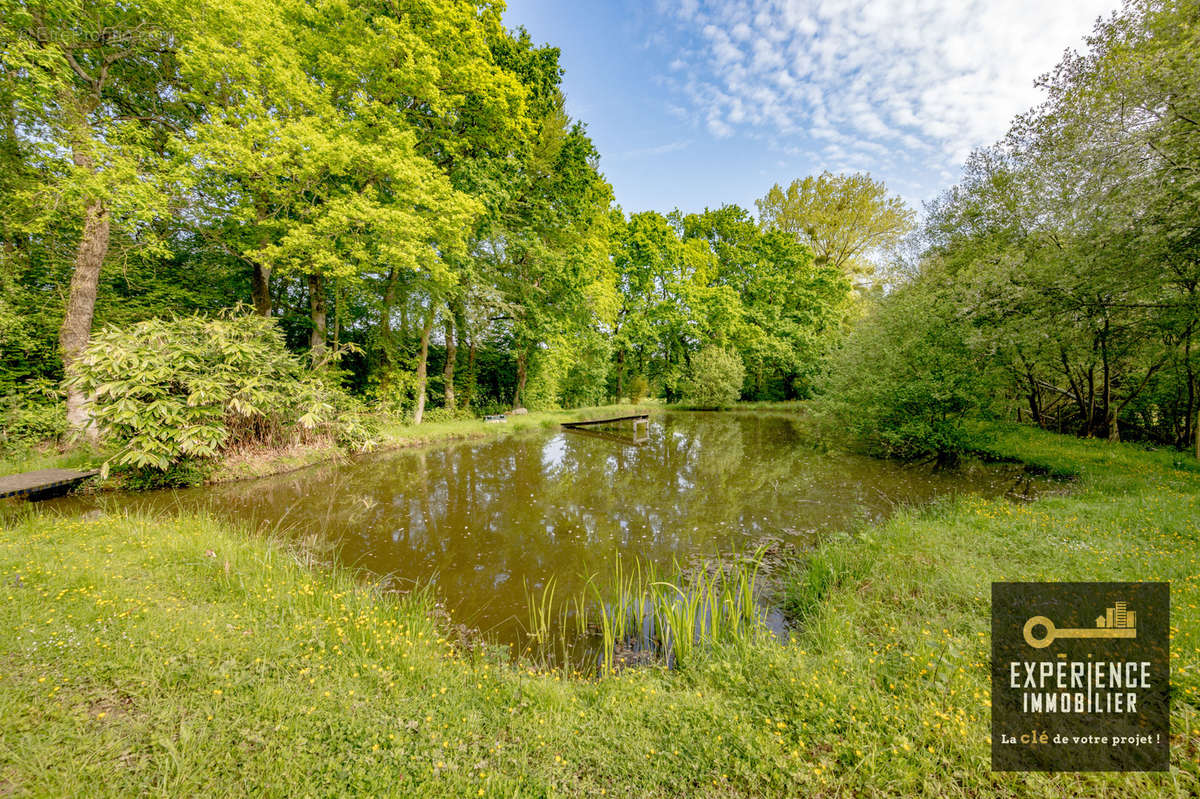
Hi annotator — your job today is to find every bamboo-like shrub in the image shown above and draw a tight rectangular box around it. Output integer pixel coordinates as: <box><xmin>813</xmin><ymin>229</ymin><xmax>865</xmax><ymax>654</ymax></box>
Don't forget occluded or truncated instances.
<box><xmin>69</xmin><ymin>312</ymin><xmax>373</xmax><ymax>474</ymax></box>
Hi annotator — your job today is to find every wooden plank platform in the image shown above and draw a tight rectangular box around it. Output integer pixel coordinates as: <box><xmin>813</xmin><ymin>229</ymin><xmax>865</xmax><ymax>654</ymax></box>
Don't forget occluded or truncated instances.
<box><xmin>560</xmin><ymin>413</ymin><xmax>649</xmax><ymax>428</ymax></box>
<box><xmin>562</xmin><ymin>413</ymin><xmax>650</xmax><ymax>444</ymax></box>
<box><xmin>0</xmin><ymin>468</ymin><xmax>99</xmax><ymax>501</ymax></box>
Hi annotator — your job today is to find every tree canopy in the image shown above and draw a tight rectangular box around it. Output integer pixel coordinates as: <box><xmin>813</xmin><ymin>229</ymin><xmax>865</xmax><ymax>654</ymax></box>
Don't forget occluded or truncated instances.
<box><xmin>1</xmin><ymin>0</ymin><xmax>871</xmax><ymax>450</ymax></box>
<box><xmin>756</xmin><ymin>171</ymin><xmax>914</xmax><ymax>283</ymax></box>
<box><xmin>35</xmin><ymin>0</ymin><xmax>1197</xmax><ymax>471</ymax></box>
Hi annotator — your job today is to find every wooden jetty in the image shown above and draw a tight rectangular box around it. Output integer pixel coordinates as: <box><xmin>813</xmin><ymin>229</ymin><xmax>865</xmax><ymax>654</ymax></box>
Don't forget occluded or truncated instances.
<box><xmin>561</xmin><ymin>413</ymin><xmax>650</xmax><ymax>444</ymax></box>
<box><xmin>0</xmin><ymin>468</ymin><xmax>98</xmax><ymax>501</ymax></box>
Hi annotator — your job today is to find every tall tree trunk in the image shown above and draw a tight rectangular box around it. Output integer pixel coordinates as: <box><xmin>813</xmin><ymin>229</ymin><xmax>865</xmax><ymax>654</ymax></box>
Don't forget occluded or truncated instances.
<box><xmin>332</xmin><ymin>280</ymin><xmax>341</xmax><ymax>351</ymax></box>
<box><xmin>251</xmin><ymin>199</ymin><xmax>272</xmax><ymax>315</ymax></box>
<box><xmin>463</xmin><ymin>337</ymin><xmax>477</xmax><ymax>411</ymax></box>
<box><xmin>1086</xmin><ymin>364</ymin><xmax>1097</xmax><ymax>438</ymax></box>
<box><xmin>1059</xmin><ymin>346</ymin><xmax>1087</xmax><ymax>431</ymax></box>
<box><xmin>616</xmin><ymin>349</ymin><xmax>625</xmax><ymax>401</ymax></box>
<box><xmin>413</xmin><ymin>311</ymin><xmax>434</xmax><ymax>424</ymax></box>
<box><xmin>59</xmin><ymin>105</ymin><xmax>108</xmax><ymax>444</ymax></box>
<box><xmin>1016</xmin><ymin>347</ymin><xmax>1042</xmax><ymax>427</ymax></box>
<box><xmin>1184</xmin><ymin>334</ymin><xmax>1195</xmax><ymax>453</ymax></box>
<box><xmin>60</xmin><ymin>197</ymin><xmax>108</xmax><ymax>443</ymax></box>
<box><xmin>379</xmin><ymin>268</ymin><xmax>397</xmax><ymax>382</ymax></box>
<box><xmin>1026</xmin><ymin>384</ymin><xmax>1042</xmax><ymax>427</ymax></box>
<box><xmin>453</xmin><ymin>299</ymin><xmax>468</xmax><ymax>408</ymax></box>
<box><xmin>1101</xmin><ymin>320</ymin><xmax>1118</xmax><ymax>442</ymax></box>
<box><xmin>513</xmin><ymin>350</ymin><xmax>528</xmax><ymax>409</ymax></box>
<box><xmin>251</xmin><ymin>264</ymin><xmax>272</xmax><ymax>316</ymax></box>
<box><xmin>308</xmin><ymin>273</ymin><xmax>326</xmax><ymax>354</ymax></box>
<box><xmin>442</xmin><ymin>315</ymin><xmax>456</xmax><ymax>412</ymax></box>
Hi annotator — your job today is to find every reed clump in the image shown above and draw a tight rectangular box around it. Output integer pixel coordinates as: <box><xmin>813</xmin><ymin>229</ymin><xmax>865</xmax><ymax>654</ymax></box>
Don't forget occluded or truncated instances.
<box><xmin>522</xmin><ymin>551</ymin><xmax>769</xmax><ymax>675</ymax></box>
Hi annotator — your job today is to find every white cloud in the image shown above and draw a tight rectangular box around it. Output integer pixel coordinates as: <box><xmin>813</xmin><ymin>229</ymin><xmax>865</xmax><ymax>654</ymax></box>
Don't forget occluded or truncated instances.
<box><xmin>707</xmin><ymin>115</ymin><xmax>734</xmax><ymax>137</ymax></box>
<box><xmin>618</xmin><ymin>139</ymin><xmax>696</xmax><ymax>159</ymax></box>
<box><xmin>661</xmin><ymin>0</ymin><xmax>1117</xmax><ymax>201</ymax></box>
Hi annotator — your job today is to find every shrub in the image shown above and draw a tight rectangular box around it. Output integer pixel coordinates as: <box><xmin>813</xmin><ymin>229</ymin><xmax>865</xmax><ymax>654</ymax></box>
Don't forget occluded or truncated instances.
<box><xmin>372</xmin><ymin>367</ymin><xmax>418</xmax><ymax>418</ymax></box>
<box><xmin>419</xmin><ymin>406</ymin><xmax>475</xmax><ymax>424</ymax></box>
<box><xmin>68</xmin><ymin>313</ymin><xmax>374</xmax><ymax>475</ymax></box>
<box><xmin>117</xmin><ymin>458</ymin><xmax>215</xmax><ymax>490</ymax></box>
<box><xmin>819</xmin><ymin>282</ymin><xmax>981</xmax><ymax>461</ymax></box>
<box><xmin>0</xmin><ymin>384</ymin><xmax>67</xmax><ymax>457</ymax></box>
<box><xmin>680</xmin><ymin>348</ymin><xmax>745</xmax><ymax>408</ymax></box>
<box><xmin>626</xmin><ymin>374</ymin><xmax>649</xmax><ymax>404</ymax></box>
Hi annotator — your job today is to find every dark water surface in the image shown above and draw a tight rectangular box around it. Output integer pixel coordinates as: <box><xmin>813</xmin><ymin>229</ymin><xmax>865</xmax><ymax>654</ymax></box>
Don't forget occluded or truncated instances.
<box><xmin>45</xmin><ymin>412</ymin><xmax>1043</xmax><ymax>647</ymax></box>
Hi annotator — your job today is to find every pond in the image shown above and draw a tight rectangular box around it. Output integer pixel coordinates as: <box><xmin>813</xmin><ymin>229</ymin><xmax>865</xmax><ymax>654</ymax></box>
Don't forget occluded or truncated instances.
<box><xmin>45</xmin><ymin>411</ymin><xmax>1045</xmax><ymax>654</ymax></box>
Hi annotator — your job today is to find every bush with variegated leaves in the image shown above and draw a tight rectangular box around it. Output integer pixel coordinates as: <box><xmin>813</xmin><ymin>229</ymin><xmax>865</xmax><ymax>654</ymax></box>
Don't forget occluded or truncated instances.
<box><xmin>68</xmin><ymin>313</ymin><xmax>374</xmax><ymax>475</ymax></box>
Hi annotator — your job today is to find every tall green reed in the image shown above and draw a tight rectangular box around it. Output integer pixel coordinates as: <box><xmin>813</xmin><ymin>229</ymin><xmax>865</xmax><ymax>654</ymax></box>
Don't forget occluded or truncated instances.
<box><xmin>523</xmin><ymin>550</ymin><xmax>769</xmax><ymax>676</ymax></box>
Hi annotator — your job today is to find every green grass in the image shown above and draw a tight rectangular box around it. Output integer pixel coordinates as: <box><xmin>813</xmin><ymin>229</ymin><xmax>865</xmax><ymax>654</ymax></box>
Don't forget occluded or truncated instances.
<box><xmin>0</xmin><ymin>445</ymin><xmax>108</xmax><ymax>479</ymax></box>
<box><xmin>1</xmin><ymin>422</ymin><xmax>1198</xmax><ymax>796</ymax></box>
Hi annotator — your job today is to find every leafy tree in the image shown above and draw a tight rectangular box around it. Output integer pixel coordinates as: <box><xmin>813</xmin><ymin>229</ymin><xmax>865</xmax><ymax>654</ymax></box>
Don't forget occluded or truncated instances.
<box><xmin>1</xmin><ymin>0</ymin><xmax>186</xmax><ymax>439</ymax></box>
<box><xmin>610</xmin><ymin>210</ymin><xmax>734</xmax><ymax>401</ymax></box>
<box><xmin>919</xmin><ymin>0</ymin><xmax>1200</xmax><ymax>452</ymax></box>
<box><xmin>680</xmin><ymin>205</ymin><xmax>851</xmax><ymax>399</ymax></box>
<box><xmin>479</xmin><ymin>103</ymin><xmax>616</xmax><ymax>409</ymax></box>
<box><xmin>681</xmin><ymin>347</ymin><xmax>745</xmax><ymax>409</ymax></box>
<box><xmin>756</xmin><ymin>172</ymin><xmax>914</xmax><ymax>283</ymax></box>
<box><xmin>820</xmin><ymin>280</ymin><xmax>981</xmax><ymax>461</ymax></box>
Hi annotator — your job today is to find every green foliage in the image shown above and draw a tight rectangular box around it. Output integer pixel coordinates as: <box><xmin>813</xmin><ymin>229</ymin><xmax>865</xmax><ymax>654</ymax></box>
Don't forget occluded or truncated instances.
<box><xmin>610</xmin><ymin>206</ymin><xmax>851</xmax><ymax>407</ymax></box>
<box><xmin>680</xmin><ymin>347</ymin><xmax>746</xmax><ymax>409</ymax></box>
<box><xmin>626</xmin><ymin>374</ymin><xmax>649</xmax><ymax>404</ymax></box>
<box><xmin>555</xmin><ymin>330</ymin><xmax>613</xmax><ymax>408</ymax></box>
<box><xmin>0</xmin><ymin>0</ymin><xmax>861</xmax><ymax>435</ymax></box>
<box><xmin>417</xmin><ymin>406</ymin><xmax>475</xmax><ymax>424</ymax></box>
<box><xmin>919</xmin><ymin>0</ymin><xmax>1200</xmax><ymax>450</ymax></box>
<box><xmin>820</xmin><ymin>283</ymin><xmax>980</xmax><ymax>460</ymax></box>
<box><xmin>117</xmin><ymin>458</ymin><xmax>215</xmax><ymax>490</ymax></box>
<box><xmin>0</xmin><ymin>385</ymin><xmax>67</xmax><ymax>458</ymax></box>
<box><xmin>681</xmin><ymin>206</ymin><xmax>852</xmax><ymax>398</ymax></box>
<box><xmin>68</xmin><ymin>313</ymin><xmax>373</xmax><ymax>473</ymax></box>
<box><xmin>757</xmin><ymin>171</ymin><xmax>915</xmax><ymax>281</ymax></box>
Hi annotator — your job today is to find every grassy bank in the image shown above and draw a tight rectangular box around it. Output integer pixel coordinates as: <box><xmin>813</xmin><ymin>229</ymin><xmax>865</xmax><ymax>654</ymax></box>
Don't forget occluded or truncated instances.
<box><xmin>0</xmin><ymin>403</ymin><xmax>657</xmax><ymax>487</ymax></box>
<box><xmin>1</xmin><ymin>423</ymin><xmax>1197</xmax><ymax>796</ymax></box>
<box><xmin>0</xmin><ymin>446</ymin><xmax>109</xmax><ymax>481</ymax></box>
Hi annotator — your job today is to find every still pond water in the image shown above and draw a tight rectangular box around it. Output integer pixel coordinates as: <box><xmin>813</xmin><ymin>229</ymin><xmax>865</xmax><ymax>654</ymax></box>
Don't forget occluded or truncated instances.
<box><xmin>48</xmin><ymin>412</ymin><xmax>1043</xmax><ymax>649</ymax></box>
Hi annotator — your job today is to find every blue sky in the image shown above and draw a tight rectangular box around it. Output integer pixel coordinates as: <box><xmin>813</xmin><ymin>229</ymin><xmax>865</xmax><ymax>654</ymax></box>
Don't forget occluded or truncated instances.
<box><xmin>502</xmin><ymin>0</ymin><xmax>1118</xmax><ymax>217</ymax></box>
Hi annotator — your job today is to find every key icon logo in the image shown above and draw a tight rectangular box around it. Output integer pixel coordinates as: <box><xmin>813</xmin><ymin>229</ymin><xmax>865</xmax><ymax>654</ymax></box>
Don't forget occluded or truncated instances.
<box><xmin>1022</xmin><ymin>601</ymin><xmax>1137</xmax><ymax>648</ymax></box>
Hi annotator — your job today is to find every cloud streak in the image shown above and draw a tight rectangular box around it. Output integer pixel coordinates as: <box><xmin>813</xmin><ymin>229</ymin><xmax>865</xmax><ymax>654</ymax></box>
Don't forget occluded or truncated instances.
<box><xmin>617</xmin><ymin>139</ymin><xmax>695</xmax><ymax>159</ymax></box>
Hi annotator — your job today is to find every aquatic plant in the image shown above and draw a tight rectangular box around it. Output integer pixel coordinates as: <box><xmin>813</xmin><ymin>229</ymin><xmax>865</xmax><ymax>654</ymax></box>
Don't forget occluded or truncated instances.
<box><xmin>523</xmin><ymin>576</ymin><xmax>557</xmax><ymax>648</ymax></box>
<box><xmin>523</xmin><ymin>551</ymin><xmax>769</xmax><ymax>675</ymax></box>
